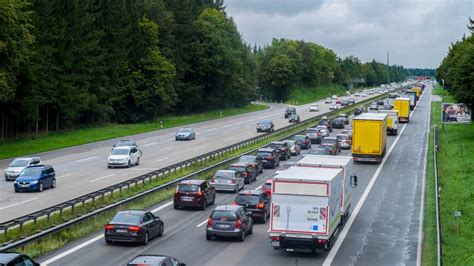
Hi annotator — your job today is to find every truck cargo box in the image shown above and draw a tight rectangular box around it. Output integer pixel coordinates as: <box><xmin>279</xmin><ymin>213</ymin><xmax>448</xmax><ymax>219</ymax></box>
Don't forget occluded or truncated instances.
<box><xmin>378</xmin><ymin>109</ymin><xmax>399</xmax><ymax>135</ymax></box>
<box><xmin>393</xmin><ymin>98</ymin><xmax>411</xmax><ymax>123</ymax></box>
<box><xmin>352</xmin><ymin>113</ymin><xmax>388</xmax><ymax>163</ymax></box>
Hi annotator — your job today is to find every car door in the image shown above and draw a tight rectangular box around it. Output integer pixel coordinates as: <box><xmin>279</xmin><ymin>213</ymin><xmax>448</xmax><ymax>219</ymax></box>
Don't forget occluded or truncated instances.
<box><xmin>143</xmin><ymin>212</ymin><xmax>157</xmax><ymax>237</ymax></box>
<box><xmin>239</xmin><ymin>208</ymin><xmax>250</xmax><ymax>233</ymax></box>
<box><xmin>262</xmin><ymin>193</ymin><xmax>271</xmax><ymax>215</ymax></box>
<box><xmin>201</xmin><ymin>182</ymin><xmax>210</xmax><ymax>202</ymax></box>
<box><xmin>235</xmin><ymin>172</ymin><xmax>244</xmax><ymax>189</ymax></box>
<box><xmin>130</xmin><ymin>148</ymin><xmax>138</xmax><ymax>164</ymax></box>
<box><xmin>46</xmin><ymin>167</ymin><xmax>54</xmax><ymax>187</ymax></box>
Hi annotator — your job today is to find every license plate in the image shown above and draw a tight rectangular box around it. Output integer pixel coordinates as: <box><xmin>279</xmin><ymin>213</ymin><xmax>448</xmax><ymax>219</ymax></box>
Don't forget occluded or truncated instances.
<box><xmin>181</xmin><ymin>197</ymin><xmax>193</xmax><ymax>201</ymax></box>
<box><xmin>116</xmin><ymin>229</ymin><xmax>127</xmax><ymax>233</ymax></box>
<box><xmin>218</xmin><ymin>224</ymin><xmax>230</xmax><ymax>229</ymax></box>
<box><xmin>271</xmin><ymin>241</ymin><xmax>280</xmax><ymax>247</ymax></box>
<box><xmin>262</xmin><ymin>160</ymin><xmax>267</xmax><ymax>162</ymax></box>
<box><xmin>20</xmin><ymin>185</ymin><xmax>29</xmax><ymax>188</ymax></box>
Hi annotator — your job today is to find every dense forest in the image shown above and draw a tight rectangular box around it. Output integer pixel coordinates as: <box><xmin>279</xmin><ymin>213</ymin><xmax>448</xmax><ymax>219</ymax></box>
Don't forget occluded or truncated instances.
<box><xmin>436</xmin><ymin>18</ymin><xmax>474</xmax><ymax>105</ymax></box>
<box><xmin>1</xmin><ymin>0</ymin><xmax>415</xmax><ymax>140</ymax></box>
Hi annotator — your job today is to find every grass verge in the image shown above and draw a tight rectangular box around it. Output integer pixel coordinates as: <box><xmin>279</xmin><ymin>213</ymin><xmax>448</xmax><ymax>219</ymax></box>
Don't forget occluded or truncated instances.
<box><xmin>0</xmin><ymin>103</ymin><xmax>269</xmax><ymax>160</ymax></box>
<box><xmin>286</xmin><ymin>85</ymin><xmax>348</xmax><ymax>105</ymax></box>
<box><xmin>6</xmin><ymin>95</ymin><xmax>386</xmax><ymax>259</ymax></box>
<box><xmin>422</xmin><ymin>89</ymin><xmax>474</xmax><ymax>265</ymax></box>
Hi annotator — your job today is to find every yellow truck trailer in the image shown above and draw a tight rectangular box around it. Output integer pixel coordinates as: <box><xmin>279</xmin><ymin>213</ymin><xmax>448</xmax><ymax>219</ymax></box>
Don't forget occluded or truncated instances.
<box><xmin>352</xmin><ymin>113</ymin><xmax>388</xmax><ymax>163</ymax></box>
<box><xmin>411</xmin><ymin>87</ymin><xmax>421</xmax><ymax>98</ymax></box>
<box><xmin>393</xmin><ymin>98</ymin><xmax>411</xmax><ymax>123</ymax></box>
<box><xmin>378</xmin><ymin>109</ymin><xmax>399</xmax><ymax>135</ymax></box>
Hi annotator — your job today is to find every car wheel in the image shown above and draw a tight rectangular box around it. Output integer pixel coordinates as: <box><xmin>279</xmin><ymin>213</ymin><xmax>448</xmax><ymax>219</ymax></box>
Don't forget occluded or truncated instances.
<box><xmin>14</xmin><ymin>188</ymin><xmax>19</xmax><ymax>193</ymax></box>
<box><xmin>175</xmin><ymin>137</ymin><xmax>178</xmax><ymax>141</ymax></box>
<box><xmin>201</xmin><ymin>199</ymin><xmax>207</xmax><ymax>210</ymax></box>
<box><xmin>51</xmin><ymin>179</ymin><xmax>56</xmax><ymax>189</ymax></box>
<box><xmin>174</xmin><ymin>204</ymin><xmax>179</xmax><ymax>210</ymax></box>
<box><xmin>135</xmin><ymin>157</ymin><xmax>140</xmax><ymax>166</ymax></box>
<box><xmin>38</xmin><ymin>182</ymin><xmax>44</xmax><ymax>192</ymax></box>
<box><xmin>142</xmin><ymin>232</ymin><xmax>149</xmax><ymax>245</ymax></box>
<box><xmin>107</xmin><ymin>165</ymin><xmax>112</xmax><ymax>169</ymax></box>
<box><xmin>105</xmin><ymin>239</ymin><xmax>113</xmax><ymax>245</ymax></box>
<box><xmin>262</xmin><ymin>212</ymin><xmax>268</xmax><ymax>223</ymax></box>
<box><xmin>206</xmin><ymin>234</ymin><xmax>212</xmax><ymax>241</ymax></box>
<box><xmin>210</xmin><ymin>195</ymin><xmax>216</xmax><ymax>205</ymax></box>
<box><xmin>127</xmin><ymin>160</ymin><xmax>131</xmax><ymax>168</ymax></box>
<box><xmin>158</xmin><ymin>224</ymin><xmax>164</xmax><ymax>236</ymax></box>
<box><xmin>238</xmin><ymin>230</ymin><xmax>245</xmax><ymax>242</ymax></box>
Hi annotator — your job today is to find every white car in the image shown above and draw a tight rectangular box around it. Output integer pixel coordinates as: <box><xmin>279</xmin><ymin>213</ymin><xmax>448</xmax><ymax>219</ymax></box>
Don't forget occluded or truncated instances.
<box><xmin>315</xmin><ymin>125</ymin><xmax>330</xmax><ymax>137</ymax></box>
<box><xmin>329</xmin><ymin>104</ymin><xmax>338</xmax><ymax>110</ymax></box>
<box><xmin>4</xmin><ymin>157</ymin><xmax>42</xmax><ymax>181</ymax></box>
<box><xmin>331</xmin><ymin>95</ymin><xmax>338</xmax><ymax>99</ymax></box>
<box><xmin>325</xmin><ymin>98</ymin><xmax>332</xmax><ymax>104</ymax></box>
<box><xmin>309</xmin><ymin>104</ymin><xmax>319</xmax><ymax>112</ymax></box>
<box><xmin>354</xmin><ymin>93</ymin><xmax>360</xmax><ymax>97</ymax></box>
<box><xmin>361</xmin><ymin>93</ymin><xmax>367</xmax><ymax>97</ymax></box>
<box><xmin>107</xmin><ymin>146</ymin><xmax>142</xmax><ymax>168</ymax></box>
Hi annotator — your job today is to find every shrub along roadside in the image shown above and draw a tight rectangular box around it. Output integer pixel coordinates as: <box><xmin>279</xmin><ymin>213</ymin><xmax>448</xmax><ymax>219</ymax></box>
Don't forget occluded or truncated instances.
<box><xmin>0</xmin><ymin>104</ymin><xmax>269</xmax><ymax>160</ymax></box>
<box><xmin>8</xmin><ymin>95</ymin><xmax>387</xmax><ymax>259</ymax></box>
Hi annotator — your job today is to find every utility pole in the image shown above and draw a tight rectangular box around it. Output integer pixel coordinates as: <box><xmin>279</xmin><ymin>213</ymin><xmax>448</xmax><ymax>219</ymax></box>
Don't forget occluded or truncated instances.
<box><xmin>387</xmin><ymin>52</ymin><xmax>390</xmax><ymax>84</ymax></box>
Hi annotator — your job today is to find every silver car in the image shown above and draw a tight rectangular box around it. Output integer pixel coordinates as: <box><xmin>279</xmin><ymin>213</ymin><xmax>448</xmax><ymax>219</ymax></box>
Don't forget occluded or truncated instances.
<box><xmin>210</xmin><ymin>170</ymin><xmax>244</xmax><ymax>193</ymax></box>
<box><xmin>329</xmin><ymin>104</ymin><xmax>338</xmax><ymax>110</ymax></box>
<box><xmin>283</xmin><ymin>140</ymin><xmax>301</xmax><ymax>156</ymax></box>
<box><xmin>4</xmin><ymin>157</ymin><xmax>42</xmax><ymax>181</ymax></box>
<box><xmin>315</xmin><ymin>125</ymin><xmax>330</xmax><ymax>137</ymax></box>
<box><xmin>107</xmin><ymin>146</ymin><xmax>142</xmax><ymax>168</ymax></box>
<box><xmin>175</xmin><ymin>128</ymin><xmax>196</xmax><ymax>141</ymax></box>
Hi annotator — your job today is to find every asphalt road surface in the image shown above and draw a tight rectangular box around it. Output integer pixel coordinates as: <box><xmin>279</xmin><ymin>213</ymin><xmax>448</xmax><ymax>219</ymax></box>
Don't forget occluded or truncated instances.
<box><xmin>0</xmin><ymin>93</ymin><xmax>380</xmax><ymax>222</ymax></box>
<box><xmin>39</xmin><ymin>85</ymin><xmax>430</xmax><ymax>266</ymax></box>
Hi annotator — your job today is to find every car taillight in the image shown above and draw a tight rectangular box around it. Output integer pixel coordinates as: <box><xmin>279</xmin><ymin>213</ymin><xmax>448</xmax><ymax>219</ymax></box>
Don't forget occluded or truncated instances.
<box><xmin>231</xmin><ymin>179</ymin><xmax>236</xmax><ymax>184</ymax></box>
<box><xmin>304</xmin><ymin>140</ymin><xmax>309</xmax><ymax>144</ymax></box>
<box><xmin>318</xmin><ymin>239</ymin><xmax>328</xmax><ymax>244</ymax></box>
<box><xmin>128</xmin><ymin>226</ymin><xmax>141</xmax><ymax>232</ymax></box>
<box><xmin>197</xmin><ymin>191</ymin><xmax>203</xmax><ymax>197</ymax></box>
<box><xmin>271</xmin><ymin>236</ymin><xmax>280</xmax><ymax>241</ymax></box>
<box><xmin>242</xmin><ymin>172</ymin><xmax>248</xmax><ymax>177</ymax></box>
<box><xmin>235</xmin><ymin>219</ymin><xmax>242</xmax><ymax>228</ymax></box>
<box><xmin>207</xmin><ymin>218</ymin><xmax>213</xmax><ymax>227</ymax></box>
<box><xmin>104</xmin><ymin>224</ymin><xmax>114</xmax><ymax>230</ymax></box>
<box><xmin>257</xmin><ymin>203</ymin><xmax>265</xmax><ymax>209</ymax></box>
<box><xmin>268</xmin><ymin>156</ymin><xmax>273</xmax><ymax>160</ymax></box>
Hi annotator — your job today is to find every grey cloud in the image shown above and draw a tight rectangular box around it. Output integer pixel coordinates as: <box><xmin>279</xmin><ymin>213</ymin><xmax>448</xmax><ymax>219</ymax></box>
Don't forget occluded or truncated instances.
<box><xmin>225</xmin><ymin>0</ymin><xmax>473</xmax><ymax>68</ymax></box>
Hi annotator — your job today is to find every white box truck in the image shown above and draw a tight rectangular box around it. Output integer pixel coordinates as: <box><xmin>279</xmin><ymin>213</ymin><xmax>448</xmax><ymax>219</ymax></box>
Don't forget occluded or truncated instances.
<box><xmin>294</xmin><ymin>155</ymin><xmax>355</xmax><ymax>221</ymax></box>
<box><xmin>269</xmin><ymin>166</ymin><xmax>357</xmax><ymax>253</ymax></box>
<box><xmin>378</xmin><ymin>109</ymin><xmax>399</xmax><ymax>135</ymax></box>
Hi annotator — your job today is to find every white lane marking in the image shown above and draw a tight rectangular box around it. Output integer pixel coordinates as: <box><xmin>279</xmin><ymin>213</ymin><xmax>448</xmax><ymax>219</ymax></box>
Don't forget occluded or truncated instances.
<box><xmin>207</xmin><ymin>128</ymin><xmax>217</xmax><ymax>132</ymax></box>
<box><xmin>90</xmin><ymin>174</ymin><xmax>115</xmax><ymax>183</ymax></box>
<box><xmin>152</xmin><ymin>157</ymin><xmax>169</xmax><ymax>164</ymax></box>
<box><xmin>143</xmin><ymin>142</ymin><xmax>159</xmax><ymax>147</ymax></box>
<box><xmin>195</xmin><ymin>131</ymin><xmax>201</xmax><ymax>134</ymax></box>
<box><xmin>323</xmin><ymin>90</ymin><xmax>424</xmax><ymax>265</ymax></box>
<box><xmin>74</xmin><ymin>156</ymin><xmax>97</xmax><ymax>163</ymax></box>
<box><xmin>222</xmin><ymin>125</ymin><xmax>231</xmax><ymax>128</ymax></box>
<box><xmin>256</xmin><ymin>185</ymin><xmax>262</xmax><ymax>191</ymax></box>
<box><xmin>0</xmin><ymin>197</ymin><xmax>39</xmax><ymax>210</ymax></box>
<box><xmin>167</xmin><ymin>137</ymin><xmax>175</xmax><ymax>141</ymax></box>
<box><xmin>42</xmin><ymin>201</ymin><xmax>174</xmax><ymax>265</ymax></box>
<box><xmin>160</xmin><ymin>146</ymin><xmax>174</xmax><ymax>151</ymax></box>
<box><xmin>196</xmin><ymin>219</ymin><xmax>208</xmax><ymax>228</ymax></box>
<box><xmin>42</xmin><ymin>234</ymin><xmax>104</xmax><ymax>265</ymax></box>
<box><xmin>224</xmin><ymin>137</ymin><xmax>234</xmax><ymax>141</ymax></box>
<box><xmin>323</xmin><ymin>122</ymin><xmax>409</xmax><ymax>265</ymax></box>
<box><xmin>194</xmin><ymin>146</ymin><xmax>206</xmax><ymax>151</ymax></box>
<box><xmin>57</xmin><ymin>174</ymin><xmax>72</xmax><ymax>179</ymax></box>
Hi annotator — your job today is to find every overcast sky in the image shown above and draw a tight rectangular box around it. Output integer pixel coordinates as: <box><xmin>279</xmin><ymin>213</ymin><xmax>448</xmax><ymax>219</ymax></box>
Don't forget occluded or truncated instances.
<box><xmin>225</xmin><ymin>0</ymin><xmax>473</xmax><ymax>69</ymax></box>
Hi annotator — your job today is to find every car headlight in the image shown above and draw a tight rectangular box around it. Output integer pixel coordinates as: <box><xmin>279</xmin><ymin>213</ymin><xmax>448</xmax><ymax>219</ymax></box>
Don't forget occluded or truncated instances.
<box><xmin>30</xmin><ymin>180</ymin><xmax>38</xmax><ymax>184</ymax></box>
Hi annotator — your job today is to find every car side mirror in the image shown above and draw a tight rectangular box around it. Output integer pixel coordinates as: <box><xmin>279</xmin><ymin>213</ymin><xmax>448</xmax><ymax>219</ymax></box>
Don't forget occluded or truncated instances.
<box><xmin>351</xmin><ymin>175</ymin><xmax>358</xmax><ymax>188</ymax></box>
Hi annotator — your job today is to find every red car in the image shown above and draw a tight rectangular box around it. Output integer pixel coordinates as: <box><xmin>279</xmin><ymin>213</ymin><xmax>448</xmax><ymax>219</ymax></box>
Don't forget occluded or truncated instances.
<box><xmin>262</xmin><ymin>179</ymin><xmax>273</xmax><ymax>198</ymax></box>
<box><xmin>336</xmin><ymin>98</ymin><xmax>342</xmax><ymax>104</ymax></box>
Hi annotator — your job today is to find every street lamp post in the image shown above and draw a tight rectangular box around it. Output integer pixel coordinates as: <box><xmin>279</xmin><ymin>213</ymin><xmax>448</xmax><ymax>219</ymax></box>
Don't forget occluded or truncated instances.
<box><xmin>441</xmin><ymin>79</ymin><xmax>445</xmax><ymax>130</ymax></box>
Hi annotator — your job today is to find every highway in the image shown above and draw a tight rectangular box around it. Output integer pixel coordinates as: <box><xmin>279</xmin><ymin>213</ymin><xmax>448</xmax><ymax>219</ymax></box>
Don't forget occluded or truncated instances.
<box><xmin>39</xmin><ymin>86</ymin><xmax>431</xmax><ymax>266</ymax></box>
<box><xmin>0</xmin><ymin>94</ymin><xmax>380</xmax><ymax>222</ymax></box>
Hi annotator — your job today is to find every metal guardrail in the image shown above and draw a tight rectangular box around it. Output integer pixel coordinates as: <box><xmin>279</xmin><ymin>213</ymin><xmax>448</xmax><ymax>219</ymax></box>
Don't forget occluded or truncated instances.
<box><xmin>0</xmin><ymin>94</ymin><xmax>388</xmax><ymax>251</ymax></box>
<box><xmin>434</xmin><ymin>125</ymin><xmax>442</xmax><ymax>266</ymax></box>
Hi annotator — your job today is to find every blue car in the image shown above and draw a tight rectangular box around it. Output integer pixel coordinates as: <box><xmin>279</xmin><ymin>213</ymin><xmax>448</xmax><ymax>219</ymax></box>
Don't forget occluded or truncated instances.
<box><xmin>14</xmin><ymin>165</ymin><xmax>56</xmax><ymax>192</ymax></box>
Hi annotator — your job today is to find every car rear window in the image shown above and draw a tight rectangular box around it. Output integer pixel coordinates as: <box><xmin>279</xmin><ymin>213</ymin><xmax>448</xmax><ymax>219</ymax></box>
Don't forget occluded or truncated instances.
<box><xmin>129</xmin><ymin>256</ymin><xmax>166</xmax><ymax>265</ymax></box>
<box><xmin>257</xmin><ymin>151</ymin><xmax>272</xmax><ymax>157</ymax></box>
<box><xmin>262</xmin><ymin>183</ymin><xmax>272</xmax><ymax>190</ymax></box>
<box><xmin>215</xmin><ymin>171</ymin><xmax>234</xmax><ymax>179</ymax></box>
<box><xmin>235</xmin><ymin>195</ymin><xmax>260</xmax><ymax>205</ymax></box>
<box><xmin>229</xmin><ymin>166</ymin><xmax>245</xmax><ymax>173</ymax></box>
<box><xmin>238</xmin><ymin>156</ymin><xmax>254</xmax><ymax>164</ymax></box>
<box><xmin>211</xmin><ymin>210</ymin><xmax>237</xmax><ymax>221</ymax></box>
<box><xmin>337</xmin><ymin>135</ymin><xmax>349</xmax><ymax>140</ymax></box>
<box><xmin>111</xmin><ymin>213</ymin><xmax>142</xmax><ymax>224</ymax></box>
<box><xmin>293</xmin><ymin>135</ymin><xmax>305</xmax><ymax>141</ymax></box>
<box><xmin>306</xmin><ymin>129</ymin><xmax>318</xmax><ymax>133</ymax></box>
<box><xmin>177</xmin><ymin>184</ymin><xmax>199</xmax><ymax>192</ymax></box>
<box><xmin>269</xmin><ymin>143</ymin><xmax>283</xmax><ymax>149</ymax></box>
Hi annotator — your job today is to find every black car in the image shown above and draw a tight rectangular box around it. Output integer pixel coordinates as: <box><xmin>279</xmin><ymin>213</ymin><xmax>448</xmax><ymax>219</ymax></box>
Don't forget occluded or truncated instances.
<box><xmin>341</xmin><ymin>100</ymin><xmax>349</xmax><ymax>106</ymax></box>
<box><xmin>284</xmin><ymin>107</ymin><xmax>296</xmax><ymax>118</ymax></box>
<box><xmin>338</xmin><ymin>113</ymin><xmax>349</xmax><ymax>124</ymax></box>
<box><xmin>229</xmin><ymin>162</ymin><xmax>257</xmax><ymax>184</ymax></box>
<box><xmin>288</xmin><ymin>113</ymin><xmax>300</xmax><ymax>123</ymax></box>
<box><xmin>238</xmin><ymin>155</ymin><xmax>263</xmax><ymax>175</ymax></box>
<box><xmin>321</xmin><ymin>137</ymin><xmax>341</xmax><ymax>153</ymax></box>
<box><xmin>256</xmin><ymin>120</ymin><xmax>274</xmax><ymax>132</ymax></box>
<box><xmin>376</xmin><ymin>100</ymin><xmax>385</xmax><ymax>106</ymax></box>
<box><xmin>104</xmin><ymin>210</ymin><xmax>164</xmax><ymax>245</ymax></box>
<box><xmin>354</xmin><ymin>107</ymin><xmax>365</xmax><ymax>116</ymax></box>
<box><xmin>331</xmin><ymin>118</ymin><xmax>345</xmax><ymax>129</ymax></box>
<box><xmin>256</xmin><ymin>148</ymin><xmax>280</xmax><ymax>169</ymax></box>
<box><xmin>347</xmin><ymin>98</ymin><xmax>356</xmax><ymax>104</ymax></box>
<box><xmin>293</xmin><ymin>134</ymin><xmax>311</xmax><ymax>149</ymax></box>
<box><xmin>128</xmin><ymin>255</ymin><xmax>185</xmax><ymax>266</ymax></box>
<box><xmin>268</xmin><ymin>141</ymin><xmax>291</xmax><ymax>160</ymax></box>
<box><xmin>174</xmin><ymin>180</ymin><xmax>215</xmax><ymax>210</ymax></box>
<box><xmin>206</xmin><ymin>205</ymin><xmax>253</xmax><ymax>241</ymax></box>
<box><xmin>234</xmin><ymin>190</ymin><xmax>271</xmax><ymax>223</ymax></box>
<box><xmin>0</xmin><ymin>252</ymin><xmax>39</xmax><ymax>266</ymax></box>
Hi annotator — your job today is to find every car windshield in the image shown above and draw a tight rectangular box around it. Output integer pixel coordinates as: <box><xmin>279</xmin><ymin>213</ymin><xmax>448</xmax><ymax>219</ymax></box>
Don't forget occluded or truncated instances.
<box><xmin>111</xmin><ymin>213</ymin><xmax>142</xmax><ymax>224</ymax></box>
<box><xmin>257</xmin><ymin>151</ymin><xmax>272</xmax><ymax>157</ymax></box>
<box><xmin>20</xmin><ymin>167</ymin><xmax>42</xmax><ymax>176</ymax></box>
<box><xmin>238</xmin><ymin>156</ymin><xmax>254</xmax><ymax>164</ymax></box>
<box><xmin>111</xmin><ymin>149</ymin><xmax>129</xmax><ymax>155</ymax></box>
<box><xmin>215</xmin><ymin>171</ymin><xmax>234</xmax><ymax>179</ymax></box>
<box><xmin>258</xmin><ymin>121</ymin><xmax>271</xmax><ymax>126</ymax></box>
<box><xmin>309</xmin><ymin>148</ymin><xmax>329</xmax><ymax>155</ymax></box>
<box><xmin>235</xmin><ymin>195</ymin><xmax>260</xmax><ymax>205</ymax></box>
<box><xmin>116</xmin><ymin>141</ymin><xmax>132</xmax><ymax>147</ymax></box>
<box><xmin>211</xmin><ymin>210</ymin><xmax>238</xmax><ymax>221</ymax></box>
<box><xmin>229</xmin><ymin>166</ymin><xmax>245</xmax><ymax>173</ymax></box>
<box><xmin>177</xmin><ymin>184</ymin><xmax>199</xmax><ymax>192</ymax></box>
<box><xmin>10</xmin><ymin>159</ymin><xmax>30</xmax><ymax>167</ymax></box>
<box><xmin>129</xmin><ymin>256</ymin><xmax>166</xmax><ymax>265</ymax></box>
<box><xmin>178</xmin><ymin>128</ymin><xmax>191</xmax><ymax>133</ymax></box>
